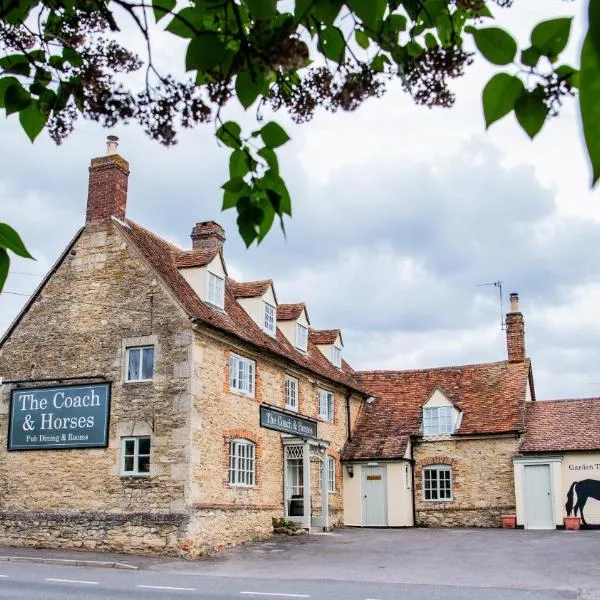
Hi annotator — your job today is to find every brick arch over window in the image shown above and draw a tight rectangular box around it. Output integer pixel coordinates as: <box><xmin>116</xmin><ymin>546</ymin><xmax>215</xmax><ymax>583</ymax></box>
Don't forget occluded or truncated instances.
<box><xmin>221</xmin><ymin>428</ymin><xmax>263</xmax><ymax>488</ymax></box>
<box><xmin>415</xmin><ymin>456</ymin><xmax>461</xmax><ymax>495</ymax></box>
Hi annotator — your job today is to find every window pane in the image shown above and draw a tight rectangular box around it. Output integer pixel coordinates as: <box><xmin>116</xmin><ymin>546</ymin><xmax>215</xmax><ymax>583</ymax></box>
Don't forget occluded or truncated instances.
<box><xmin>124</xmin><ymin>439</ymin><xmax>135</xmax><ymax>455</ymax></box>
<box><xmin>124</xmin><ymin>456</ymin><xmax>134</xmax><ymax>472</ymax></box>
<box><xmin>127</xmin><ymin>348</ymin><xmax>140</xmax><ymax>380</ymax></box>
<box><xmin>141</xmin><ymin>347</ymin><xmax>154</xmax><ymax>379</ymax></box>
<box><xmin>138</xmin><ymin>454</ymin><xmax>150</xmax><ymax>473</ymax></box>
<box><xmin>138</xmin><ymin>437</ymin><xmax>151</xmax><ymax>455</ymax></box>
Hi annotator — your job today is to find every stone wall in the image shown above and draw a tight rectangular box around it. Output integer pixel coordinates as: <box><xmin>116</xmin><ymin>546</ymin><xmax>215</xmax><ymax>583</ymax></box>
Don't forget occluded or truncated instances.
<box><xmin>414</xmin><ymin>436</ymin><xmax>520</xmax><ymax>527</ymax></box>
<box><xmin>0</xmin><ymin>221</ymin><xmax>193</xmax><ymax>551</ymax></box>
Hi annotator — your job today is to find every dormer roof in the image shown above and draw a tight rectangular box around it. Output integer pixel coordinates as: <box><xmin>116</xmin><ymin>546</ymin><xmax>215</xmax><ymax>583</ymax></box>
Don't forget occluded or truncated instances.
<box><xmin>309</xmin><ymin>328</ymin><xmax>343</xmax><ymax>346</ymax></box>
<box><xmin>278</xmin><ymin>303</ymin><xmax>309</xmax><ymax>322</ymax></box>
<box><xmin>174</xmin><ymin>247</ymin><xmax>221</xmax><ymax>269</ymax></box>
<box><xmin>230</xmin><ymin>279</ymin><xmax>276</xmax><ymax>301</ymax></box>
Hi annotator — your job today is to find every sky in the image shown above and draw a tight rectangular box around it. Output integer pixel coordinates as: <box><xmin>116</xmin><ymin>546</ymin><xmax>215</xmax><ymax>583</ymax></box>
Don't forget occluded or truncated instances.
<box><xmin>1</xmin><ymin>1</ymin><xmax>598</xmax><ymax>400</ymax></box>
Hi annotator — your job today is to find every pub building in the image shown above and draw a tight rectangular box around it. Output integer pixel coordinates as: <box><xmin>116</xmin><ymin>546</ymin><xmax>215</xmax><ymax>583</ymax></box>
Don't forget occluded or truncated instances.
<box><xmin>2</xmin><ymin>139</ymin><xmax>599</xmax><ymax>557</ymax></box>
<box><xmin>0</xmin><ymin>138</ymin><xmax>367</xmax><ymax>556</ymax></box>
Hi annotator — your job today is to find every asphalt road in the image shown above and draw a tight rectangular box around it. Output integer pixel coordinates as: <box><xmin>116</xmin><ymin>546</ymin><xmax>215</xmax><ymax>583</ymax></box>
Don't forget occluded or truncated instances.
<box><xmin>0</xmin><ymin>561</ymin><xmax>579</xmax><ymax>600</ymax></box>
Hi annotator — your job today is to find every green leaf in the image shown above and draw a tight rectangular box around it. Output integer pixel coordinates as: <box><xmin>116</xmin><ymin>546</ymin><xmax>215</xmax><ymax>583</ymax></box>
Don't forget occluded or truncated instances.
<box><xmin>555</xmin><ymin>64</ymin><xmax>579</xmax><ymax>89</ymax></box>
<box><xmin>318</xmin><ymin>26</ymin><xmax>345</xmax><ymax>63</ymax></box>
<box><xmin>482</xmin><ymin>73</ymin><xmax>524</xmax><ymax>128</ymax></box>
<box><xmin>258</xmin><ymin>147</ymin><xmax>279</xmax><ymax>173</ymax></box>
<box><xmin>468</xmin><ymin>26</ymin><xmax>517</xmax><ymax>66</ymax></box>
<box><xmin>514</xmin><ymin>87</ymin><xmax>549</xmax><ymax>140</ymax></box>
<box><xmin>63</xmin><ymin>47</ymin><xmax>82</xmax><ymax>67</ymax></box>
<box><xmin>0</xmin><ymin>54</ymin><xmax>31</xmax><ymax>76</ymax></box>
<box><xmin>260</xmin><ymin>121</ymin><xmax>290</xmax><ymax>149</ymax></box>
<box><xmin>348</xmin><ymin>0</ymin><xmax>386</xmax><ymax>31</ymax></box>
<box><xmin>245</xmin><ymin>0</ymin><xmax>276</xmax><ymax>20</ymax></box>
<box><xmin>425</xmin><ymin>33</ymin><xmax>437</xmax><ymax>50</ymax></box>
<box><xmin>580</xmin><ymin>31</ymin><xmax>600</xmax><ymax>185</ymax></box>
<box><xmin>235</xmin><ymin>69</ymin><xmax>265</xmax><ymax>109</ymax></box>
<box><xmin>0</xmin><ymin>223</ymin><xmax>34</xmax><ymax>258</ymax></box>
<box><xmin>520</xmin><ymin>46</ymin><xmax>541</xmax><ymax>68</ymax></box>
<box><xmin>257</xmin><ymin>193</ymin><xmax>276</xmax><ymax>242</ymax></box>
<box><xmin>313</xmin><ymin>0</ymin><xmax>343</xmax><ymax>25</ymax></box>
<box><xmin>166</xmin><ymin>8</ymin><xmax>204</xmax><ymax>38</ymax></box>
<box><xmin>0</xmin><ymin>76</ymin><xmax>19</xmax><ymax>108</ymax></box>
<box><xmin>19</xmin><ymin>102</ymin><xmax>47</xmax><ymax>142</ymax></box>
<box><xmin>216</xmin><ymin>121</ymin><xmax>242</xmax><ymax>148</ymax></box>
<box><xmin>186</xmin><ymin>34</ymin><xmax>227</xmax><ymax>70</ymax></box>
<box><xmin>355</xmin><ymin>29</ymin><xmax>370</xmax><ymax>49</ymax></box>
<box><xmin>229</xmin><ymin>149</ymin><xmax>250</xmax><ymax>178</ymax></box>
<box><xmin>222</xmin><ymin>176</ymin><xmax>246</xmax><ymax>193</ymax></box>
<box><xmin>261</xmin><ymin>170</ymin><xmax>291</xmax><ymax>216</ymax></box>
<box><xmin>407</xmin><ymin>41</ymin><xmax>424</xmax><ymax>58</ymax></box>
<box><xmin>152</xmin><ymin>0</ymin><xmax>176</xmax><ymax>22</ymax></box>
<box><xmin>222</xmin><ymin>190</ymin><xmax>238</xmax><ymax>210</ymax></box>
<box><xmin>0</xmin><ymin>248</ymin><xmax>8</xmax><ymax>294</ymax></box>
<box><xmin>3</xmin><ymin>83</ymin><xmax>31</xmax><ymax>115</ymax></box>
<box><xmin>420</xmin><ymin>0</ymin><xmax>446</xmax><ymax>28</ymax></box>
<box><xmin>371</xmin><ymin>53</ymin><xmax>391</xmax><ymax>72</ymax></box>
<box><xmin>531</xmin><ymin>17</ymin><xmax>572</xmax><ymax>59</ymax></box>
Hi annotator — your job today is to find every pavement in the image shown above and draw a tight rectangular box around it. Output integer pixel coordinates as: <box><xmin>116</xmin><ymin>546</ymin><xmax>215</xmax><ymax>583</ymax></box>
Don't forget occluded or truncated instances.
<box><xmin>1</xmin><ymin>528</ymin><xmax>600</xmax><ymax>599</ymax></box>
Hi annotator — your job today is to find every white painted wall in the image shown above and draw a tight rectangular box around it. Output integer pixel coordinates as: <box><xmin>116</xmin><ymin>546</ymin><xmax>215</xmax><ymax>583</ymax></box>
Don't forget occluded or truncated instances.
<box><xmin>178</xmin><ymin>254</ymin><xmax>226</xmax><ymax>303</ymax></box>
<box><xmin>237</xmin><ymin>286</ymin><xmax>277</xmax><ymax>334</ymax></box>
<box><xmin>343</xmin><ymin>466</ymin><xmax>362</xmax><ymax>526</ymax></box>
<box><xmin>278</xmin><ymin>308</ymin><xmax>309</xmax><ymax>349</ymax></box>
<box><xmin>562</xmin><ymin>453</ymin><xmax>600</xmax><ymax>525</ymax></box>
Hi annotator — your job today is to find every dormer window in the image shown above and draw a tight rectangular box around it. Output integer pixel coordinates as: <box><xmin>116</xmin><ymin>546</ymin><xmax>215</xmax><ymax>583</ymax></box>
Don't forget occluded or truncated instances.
<box><xmin>206</xmin><ymin>271</ymin><xmax>224</xmax><ymax>309</ymax></box>
<box><xmin>263</xmin><ymin>302</ymin><xmax>276</xmax><ymax>336</ymax></box>
<box><xmin>332</xmin><ymin>346</ymin><xmax>342</xmax><ymax>368</ymax></box>
<box><xmin>295</xmin><ymin>323</ymin><xmax>308</xmax><ymax>352</ymax></box>
<box><xmin>423</xmin><ymin>406</ymin><xmax>455</xmax><ymax>435</ymax></box>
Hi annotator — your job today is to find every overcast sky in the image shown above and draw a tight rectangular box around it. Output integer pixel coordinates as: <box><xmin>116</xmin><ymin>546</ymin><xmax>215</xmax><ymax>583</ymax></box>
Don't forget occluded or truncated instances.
<box><xmin>1</xmin><ymin>1</ymin><xmax>598</xmax><ymax>400</ymax></box>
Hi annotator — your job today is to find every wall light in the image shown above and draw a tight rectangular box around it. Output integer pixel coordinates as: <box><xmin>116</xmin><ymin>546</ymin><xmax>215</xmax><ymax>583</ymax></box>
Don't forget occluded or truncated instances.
<box><xmin>346</xmin><ymin>464</ymin><xmax>354</xmax><ymax>478</ymax></box>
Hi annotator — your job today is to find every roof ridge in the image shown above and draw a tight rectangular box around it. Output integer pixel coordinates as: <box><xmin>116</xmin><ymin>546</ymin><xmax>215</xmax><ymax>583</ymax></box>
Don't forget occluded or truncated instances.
<box><xmin>126</xmin><ymin>218</ymin><xmax>184</xmax><ymax>254</ymax></box>
<box><xmin>357</xmin><ymin>358</ymin><xmax>526</xmax><ymax>376</ymax></box>
<box><xmin>532</xmin><ymin>397</ymin><xmax>600</xmax><ymax>404</ymax></box>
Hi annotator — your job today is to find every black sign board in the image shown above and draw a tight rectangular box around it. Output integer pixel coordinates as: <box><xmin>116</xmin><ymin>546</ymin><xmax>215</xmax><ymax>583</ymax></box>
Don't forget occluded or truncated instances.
<box><xmin>259</xmin><ymin>405</ymin><xmax>317</xmax><ymax>439</ymax></box>
<box><xmin>8</xmin><ymin>383</ymin><xmax>111</xmax><ymax>450</ymax></box>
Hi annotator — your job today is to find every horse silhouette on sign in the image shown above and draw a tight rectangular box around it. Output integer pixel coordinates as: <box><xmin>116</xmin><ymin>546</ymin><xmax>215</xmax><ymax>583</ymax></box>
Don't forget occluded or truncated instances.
<box><xmin>565</xmin><ymin>479</ymin><xmax>600</xmax><ymax>526</ymax></box>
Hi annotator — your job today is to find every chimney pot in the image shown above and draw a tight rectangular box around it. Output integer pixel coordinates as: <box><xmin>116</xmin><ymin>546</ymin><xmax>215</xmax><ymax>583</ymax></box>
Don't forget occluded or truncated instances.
<box><xmin>505</xmin><ymin>291</ymin><xmax>525</xmax><ymax>362</ymax></box>
<box><xmin>106</xmin><ymin>135</ymin><xmax>119</xmax><ymax>155</ymax></box>
<box><xmin>191</xmin><ymin>221</ymin><xmax>225</xmax><ymax>250</ymax></box>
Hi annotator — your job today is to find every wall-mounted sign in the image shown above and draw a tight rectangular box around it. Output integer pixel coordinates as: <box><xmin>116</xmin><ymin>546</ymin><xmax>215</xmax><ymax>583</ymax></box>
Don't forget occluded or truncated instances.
<box><xmin>8</xmin><ymin>383</ymin><xmax>111</xmax><ymax>450</ymax></box>
<box><xmin>260</xmin><ymin>405</ymin><xmax>317</xmax><ymax>439</ymax></box>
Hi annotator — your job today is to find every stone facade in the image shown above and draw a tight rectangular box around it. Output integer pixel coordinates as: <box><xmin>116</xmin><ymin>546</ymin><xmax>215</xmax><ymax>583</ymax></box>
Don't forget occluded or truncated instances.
<box><xmin>413</xmin><ymin>436</ymin><xmax>520</xmax><ymax>527</ymax></box>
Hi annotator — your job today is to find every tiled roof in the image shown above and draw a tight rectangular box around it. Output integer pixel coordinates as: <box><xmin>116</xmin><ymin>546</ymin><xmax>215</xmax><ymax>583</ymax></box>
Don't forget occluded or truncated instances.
<box><xmin>120</xmin><ymin>220</ymin><xmax>364</xmax><ymax>394</ymax></box>
<box><xmin>342</xmin><ymin>360</ymin><xmax>531</xmax><ymax>461</ymax></box>
<box><xmin>521</xmin><ymin>398</ymin><xmax>600</xmax><ymax>453</ymax></box>
<box><xmin>277</xmin><ymin>303</ymin><xmax>306</xmax><ymax>321</ymax></box>
<box><xmin>230</xmin><ymin>279</ymin><xmax>272</xmax><ymax>299</ymax></box>
<box><xmin>173</xmin><ymin>248</ymin><xmax>219</xmax><ymax>268</ymax></box>
<box><xmin>309</xmin><ymin>329</ymin><xmax>340</xmax><ymax>345</ymax></box>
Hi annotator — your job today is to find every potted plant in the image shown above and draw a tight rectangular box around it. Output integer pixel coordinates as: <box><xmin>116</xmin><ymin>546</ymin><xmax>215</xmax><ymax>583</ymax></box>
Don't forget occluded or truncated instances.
<box><xmin>501</xmin><ymin>514</ymin><xmax>517</xmax><ymax>529</ymax></box>
<box><xmin>563</xmin><ymin>516</ymin><xmax>581</xmax><ymax>530</ymax></box>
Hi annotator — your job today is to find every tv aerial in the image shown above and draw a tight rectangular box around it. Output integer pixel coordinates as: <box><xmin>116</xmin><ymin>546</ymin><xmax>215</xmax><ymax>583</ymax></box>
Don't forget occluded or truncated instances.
<box><xmin>476</xmin><ymin>280</ymin><xmax>505</xmax><ymax>331</ymax></box>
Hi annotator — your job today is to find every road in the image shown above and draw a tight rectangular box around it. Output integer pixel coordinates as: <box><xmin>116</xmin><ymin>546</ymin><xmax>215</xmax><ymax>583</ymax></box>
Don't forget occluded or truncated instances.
<box><xmin>0</xmin><ymin>561</ymin><xmax>579</xmax><ymax>600</ymax></box>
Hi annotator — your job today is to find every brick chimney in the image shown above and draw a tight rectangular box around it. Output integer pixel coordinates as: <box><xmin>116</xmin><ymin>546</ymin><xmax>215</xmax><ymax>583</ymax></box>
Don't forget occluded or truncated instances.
<box><xmin>191</xmin><ymin>221</ymin><xmax>225</xmax><ymax>250</ymax></box>
<box><xmin>506</xmin><ymin>292</ymin><xmax>525</xmax><ymax>362</ymax></box>
<box><xmin>86</xmin><ymin>136</ymin><xmax>130</xmax><ymax>224</ymax></box>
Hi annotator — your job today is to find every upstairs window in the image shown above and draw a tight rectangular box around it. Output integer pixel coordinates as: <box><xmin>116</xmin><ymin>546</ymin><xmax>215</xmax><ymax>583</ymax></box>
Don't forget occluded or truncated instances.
<box><xmin>207</xmin><ymin>271</ymin><xmax>224</xmax><ymax>309</ymax></box>
<box><xmin>229</xmin><ymin>353</ymin><xmax>255</xmax><ymax>396</ymax></box>
<box><xmin>423</xmin><ymin>406</ymin><xmax>455</xmax><ymax>435</ymax></box>
<box><xmin>423</xmin><ymin>465</ymin><xmax>452</xmax><ymax>501</ymax></box>
<box><xmin>121</xmin><ymin>436</ymin><xmax>151</xmax><ymax>476</ymax></box>
<box><xmin>295</xmin><ymin>323</ymin><xmax>308</xmax><ymax>352</ymax></box>
<box><xmin>285</xmin><ymin>376</ymin><xmax>298</xmax><ymax>411</ymax></box>
<box><xmin>229</xmin><ymin>439</ymin><xmax>256</xmax><ymax>487</ymax></box>
<box><xmin>263</xmin><ymin>302</ymin><xmax>276</xmax><ymax>336</ymax></box>
<box><xmin>126</xmin><ymin>346</ymin><xmax>154</xmax><ymax>382</ymax></box>
<box><xmin>332</xmin><ymin>346</ymin><xmax>342</xmax><ymax>368</ymax></box>
<box><xmin>318</xmin><ymin>389</ymin><xmax>334</xmax><ymax>421</ymax></box>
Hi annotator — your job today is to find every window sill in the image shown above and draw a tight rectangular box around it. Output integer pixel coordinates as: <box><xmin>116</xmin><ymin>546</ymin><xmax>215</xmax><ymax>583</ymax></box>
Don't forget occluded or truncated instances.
<box><xmin>230</xmin><ymin>388</ymin><xmax>255</xmax><ymax>399</ymax></box>
<box><xmin>285</xmin><ymin>405</ymin><xmax>298</xmax><ymax>412</ymax></box>
<box><xmin>423</xmin><ymin>498</ymin><xmax>453</xmax><ymax>503</ymax></box>
<box><xmin>120</xmin><ymin>473</ymin><xmax>150</xmax><ymax>478</ymax></box>
<box><xmin>205</xmin><ymin>301</ymin><xmax>225</xmax><ymax>312</ymax></box>
<box><xmin>124</xmin><ymin>379</ymin><xmax>153</xmax><ymax>385</ymax></box>
<box><xmin>318</xmin><ymin>416</ymin><xmax>333</xmax><ymax>423</ymax></box>
<box><xmin>229</xmin><ymin>484</ymin><xmax>256</xmax><ymax>489</ymax></box>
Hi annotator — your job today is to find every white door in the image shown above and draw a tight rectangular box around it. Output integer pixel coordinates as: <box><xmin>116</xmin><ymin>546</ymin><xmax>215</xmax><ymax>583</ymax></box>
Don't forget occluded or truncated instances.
<box><xmin>362</xmin><ymin>465</ymin><xmax>387</xmax><ymax>526</ymax></box>
<box><xmin>524</xmin><ymin>464</ymin><xmax>554</xmax><ymax>529</ymax></box>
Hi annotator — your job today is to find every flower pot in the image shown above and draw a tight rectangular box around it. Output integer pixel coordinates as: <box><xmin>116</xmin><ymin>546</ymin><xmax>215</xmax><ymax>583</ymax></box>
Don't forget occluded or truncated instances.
<box><xmin>501</xmin><ymin>514</ymin><xmax>517</xmax><ymax>529</ymax></box>
<box><xmin>563</xmin><ymin>516</ymin><xmax>581</xmax><ymax>530</ymax></box>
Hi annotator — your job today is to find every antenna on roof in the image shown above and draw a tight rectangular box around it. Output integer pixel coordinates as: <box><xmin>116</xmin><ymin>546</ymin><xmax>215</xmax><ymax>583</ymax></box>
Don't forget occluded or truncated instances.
<box><xmin>475</xmin><ymin>280</ymin><xmax>505</xmax><ymax>331</ymax></box>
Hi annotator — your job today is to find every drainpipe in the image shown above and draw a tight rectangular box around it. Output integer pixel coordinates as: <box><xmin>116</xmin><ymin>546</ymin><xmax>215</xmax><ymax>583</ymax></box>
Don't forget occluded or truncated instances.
<box><xmin>345</xmin><ymin>392</ymin><xmax>352</xmax><ymax>441</ymax></box>
<box><xmin>410</xmin><ymin>436</ymin><xmax>417</xmax><ymax>527</ymax></box>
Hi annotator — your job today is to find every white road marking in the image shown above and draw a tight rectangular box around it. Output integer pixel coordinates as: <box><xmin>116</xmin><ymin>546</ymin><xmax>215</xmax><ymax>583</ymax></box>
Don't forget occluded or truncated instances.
<box><xmin>137</xmin><ymin>585</ymin><xmax>197</xmax><ymax>591</ymax></box>
<box><xmin>240</xmin><ymin>593</ymin><xmax>310</xmax><ymax>598</ymax></box>
<box><xmin>45</xmin><ymin>578</ymin><xmax>98</xmax><ymax>585</ymax></box>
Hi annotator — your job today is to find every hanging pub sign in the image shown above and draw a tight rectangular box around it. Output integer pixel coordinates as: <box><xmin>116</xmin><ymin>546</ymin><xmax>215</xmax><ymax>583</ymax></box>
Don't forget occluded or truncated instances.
<box><xmin>260</xmin><ymin>405</ymin><xmax>317</xmax><ymax>439</ymax></box>
<box><xmin>8</xmin><ymin>383</ymin><xmax>111</xmax><ymax>450</ymax></box>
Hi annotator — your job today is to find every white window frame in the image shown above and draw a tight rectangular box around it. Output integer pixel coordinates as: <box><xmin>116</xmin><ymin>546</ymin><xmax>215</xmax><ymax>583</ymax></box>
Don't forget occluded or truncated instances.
<box><xmin>423</xmin><ymin>465</ymin><xmax>453</xmax><ymax>501</ymax></box>
<box><xmin>295</xmin><ymin>323</ymin><xmax>308</xmax><ymax>352</ymax></box>
<box><xmin>263</xmin><ymin>302</ymin><xmax>276</xmax><ymax>336</ymax></box>
<box><xmin>332</xmin><ymin>346</ymin><xmax>342</xmax><ymax>368</ymax></box>
<box><xmin>318</xmin><ymin>389</ymin><xmax>334</xmax><ymax>421</ymax></box>
<box><xmin>125</xmin><ymin>346</ymin><xmax>154</xmax><ymax>382</ymax></box>
<box><xmin>121</xmin><ymin>436</ymin><xmax>151</xmax><ymax>476</ymax></box>
<box><xmin>319</xmin><ymin>456</ymin><xmax>336</xmax><ymax>494</ymax></box>
<box><xmin>206</xmin><ymin>271</ymin><xmax>225</xmax><ymax>309</ymax></box>
<box><xmin>229</xmin><ymin>439</ymin><xmax>256</xmax><ymax>487</ymax></box>
<box><xmin>285</xmin><ymin>375</ymin><xmax>298</xmax><ymax>411</ymax></box>
<box><xmin>229</xmin><ymin>353</ymin><xmax>255</xmax><ymax>396</ymax></box>
<box><xmin>423</xmin><ymin>406</ymin><xmax>455</xmax><ymax>435</ymax></box>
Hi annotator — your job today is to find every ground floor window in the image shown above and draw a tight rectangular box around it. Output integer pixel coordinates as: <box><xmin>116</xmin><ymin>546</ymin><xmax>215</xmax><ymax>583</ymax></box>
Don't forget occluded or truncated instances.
<box><xmin>319</xmin><ymin>456</ymin><xmax>336</xmax><ymax>493</ymax></box>
<box><xmin>121</xmin><ymin>436</ymin><xmax>151</xmax><ymax>475</ymax></box>
<box><xmin>423</xmin><ymin>465</ymin><xmax>452</xmax><ymax>501</ymax></box>
<box><xmin>229</xmin><ymin>439</ymin><xmax>256</xmax><ymax>486</ymax></box>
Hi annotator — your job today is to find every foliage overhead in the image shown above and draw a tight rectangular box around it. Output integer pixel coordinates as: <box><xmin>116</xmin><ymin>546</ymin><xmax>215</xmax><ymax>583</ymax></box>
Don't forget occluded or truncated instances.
<box><xmin>0</xmin><ymin>0</ymin><xmax>597</xmax><ymax>292</ymax></box>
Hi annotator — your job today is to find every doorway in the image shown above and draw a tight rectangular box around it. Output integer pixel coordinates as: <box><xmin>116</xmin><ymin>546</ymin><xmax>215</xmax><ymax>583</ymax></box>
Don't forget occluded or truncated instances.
<box><xmin>362</xmin><ymin>465</ymin><xmax>387</xmax><ymax>526</ymax></box>
<box><xmin>523</xmin><ymin>463</ymin><xmax>555</xmax><ymax>529</ymax></box>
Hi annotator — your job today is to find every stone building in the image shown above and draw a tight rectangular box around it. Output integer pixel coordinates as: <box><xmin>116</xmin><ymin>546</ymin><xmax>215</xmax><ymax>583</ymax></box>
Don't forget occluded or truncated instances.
<box><xmin>342</xmin><ymin>294</ymin><xmax>535</xmax><ymax>528</ymax></box>
<box><xmin>0</xmin><ymin>141</ymin><xmax>367</xmax><ymax>556</ymax></box>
